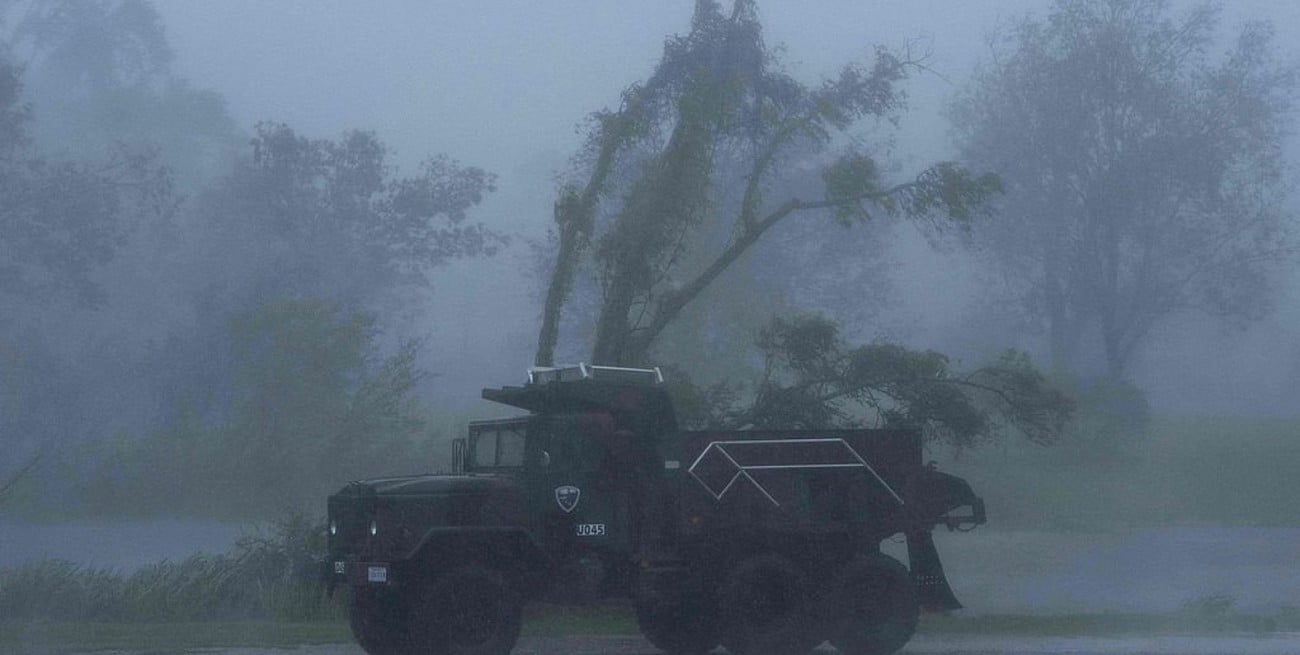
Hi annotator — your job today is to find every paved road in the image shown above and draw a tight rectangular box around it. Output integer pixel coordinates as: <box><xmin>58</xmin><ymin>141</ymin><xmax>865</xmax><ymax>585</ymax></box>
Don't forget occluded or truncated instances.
<box><xmin>116</xmin><ymin>633</ymin><xmax>1300</xmax><ymax>655</ymax></box>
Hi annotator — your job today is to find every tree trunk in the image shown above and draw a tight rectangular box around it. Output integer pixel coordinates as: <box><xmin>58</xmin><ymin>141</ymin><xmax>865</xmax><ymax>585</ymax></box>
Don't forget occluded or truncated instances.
<box><xmin>535</xmin><ymin>203</ymin><xmax>583</xmax><ymax>367</ymax></box>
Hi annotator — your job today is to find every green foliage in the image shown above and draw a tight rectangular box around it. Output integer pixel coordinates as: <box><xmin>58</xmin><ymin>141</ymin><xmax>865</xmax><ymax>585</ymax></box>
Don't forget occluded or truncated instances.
<box><xmin>822</xmin><ymin>154</ymin><xmax>883</xmax><ymax>225</ymax></box>
<box><xmin>0</xmin><ymin>53</ymin><xmax>173</xmax><ymax>310</ymax></box>
<box><xmin>0</xmin><ymin>512</ymin><xmax>340</xmax><ymax>622</ymax></box>
<box><xmin>196</xmin><ymin>122</ymin><xmax>499</xmax><ymax>309</ymax></box>
<box><xmin>538</xmin><ymin>0</ymin><xmax>1000</xmax><ymax>367</ymax></box>
<box><xmin>737</xmin><ymin>313</ymin><xmax>1072</xmax><ymax>447</ymax></box>
<box><xmin>51</xmin><ymin>298</ymin><xmax>432</xmax><ymax>518</ymax></box>
<box><xmin>823</xmin><ymin>157</ymin><xmax>1002</xmax><ymax>226</ymax></box>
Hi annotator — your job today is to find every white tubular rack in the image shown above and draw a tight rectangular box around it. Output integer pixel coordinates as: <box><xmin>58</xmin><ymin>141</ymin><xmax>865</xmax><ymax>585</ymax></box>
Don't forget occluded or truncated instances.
<box><xmin>527</xmin><ymin>363</ymin><xmax>664</xmax><ymax>386</ymax></box>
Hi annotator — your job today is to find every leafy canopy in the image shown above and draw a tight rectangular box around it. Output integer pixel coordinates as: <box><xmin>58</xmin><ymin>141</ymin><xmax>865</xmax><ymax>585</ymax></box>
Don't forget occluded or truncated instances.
<box><xmin>537</xmin><ymin>0</ymin><xmax>1001</xmax><ymax>368</ymax></box>
<box><xmin>727</xmin><ymin>314</ymin><xmax>1073</xmax><ymax>448</ymax></box>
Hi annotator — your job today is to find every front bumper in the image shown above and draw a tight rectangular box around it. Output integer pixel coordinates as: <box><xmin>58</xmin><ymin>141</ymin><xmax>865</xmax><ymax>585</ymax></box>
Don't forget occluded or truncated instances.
<box><xmin>322</xmin><ymin>558</ymin><xmax>397</xmax><ymax>594</ymax></box>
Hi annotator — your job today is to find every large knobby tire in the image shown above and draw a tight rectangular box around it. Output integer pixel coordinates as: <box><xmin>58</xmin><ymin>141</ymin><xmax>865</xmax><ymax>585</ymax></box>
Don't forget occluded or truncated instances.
<box><xmin>635</xmin><ymin>594</ymin><xmax>720</xmax><ymax>655</ymax></box>
<box><xmin>409</xmin><ymin>564</ymin><xmax>523</xmax><ymax>655</ymax></box>
<box><xmin>349</xmin><ymin>587</ymin><xmax>414</xmax><ymax>655</ymax></box>
<box><xmin>827</xmin><ymin>553</ymin><xmax>919</xmax><ymax>655</ymax></box>
<box><xmin>719</xmin><ymin>554</ymin><xmax>814</xmax><ymax>655</ymax></box>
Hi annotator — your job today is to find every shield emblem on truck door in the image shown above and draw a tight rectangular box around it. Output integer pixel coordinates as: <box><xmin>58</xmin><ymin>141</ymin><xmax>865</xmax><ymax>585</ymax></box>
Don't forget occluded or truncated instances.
<box><xmin>554</xmin><ymin>485</ymin><xmax>581</xmax><ymax>513</ymax></box>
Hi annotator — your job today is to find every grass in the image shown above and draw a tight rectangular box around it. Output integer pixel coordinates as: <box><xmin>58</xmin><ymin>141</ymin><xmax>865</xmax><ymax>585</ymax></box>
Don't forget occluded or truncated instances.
<box><xmin>0</xmin><ymin>621</ymin><xmax>350</xmax><ymax>654</ymax></box>
<box><xmin>919</xmin><ymin>609</ymin><xmax>1300</xmax><ymax>636</ymax></box>
<box><xmin>0</xmin><ymin>514</ymin><xmax>340</xmax><ymax>624</ymax></box>
<box><xmin>523</xmin><ymin>602</ymin><xmax>639</xmax><ymax>636</ymax></box>
<box><xmin>4</xmin><ymin>606</ymin><xmax>1298</xmax><ymax>653</ymax></box>
<box><xmin>0</xmin><ymin>606</ymin><xmax>638</xmax><ymax>653</ymax></box>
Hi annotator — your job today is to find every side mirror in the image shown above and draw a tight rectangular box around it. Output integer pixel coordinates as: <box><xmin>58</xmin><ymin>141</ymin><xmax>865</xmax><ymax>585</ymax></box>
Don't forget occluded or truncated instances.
<box><xmin>538</xmin><ymin>450</ymin><xmax>551</xmax><ymax>469</ymax></box>
<box><xmin>451</xmin><ymin>438</ymin><xmax>467</xmax><ymax>474</ymax></box>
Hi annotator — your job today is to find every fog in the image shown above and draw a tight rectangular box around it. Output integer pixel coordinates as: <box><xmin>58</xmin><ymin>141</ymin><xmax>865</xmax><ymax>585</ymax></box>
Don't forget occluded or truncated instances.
<box><xmin>2</xmin><ymin>0</ymin><xmax>1300</xmax><ymax>643</ymax></box>
<box><xmin>149</xmin><ymin>0</ymin><xmax>1300</xmax><ymax>415</ymax></box>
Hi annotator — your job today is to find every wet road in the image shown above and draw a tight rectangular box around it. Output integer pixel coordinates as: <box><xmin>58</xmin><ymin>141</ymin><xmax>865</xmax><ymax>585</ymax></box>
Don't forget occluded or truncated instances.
<box><xmin>121</xmin><ymin>633</ymin><xmax>1300</xmax><ymax>655</ymax></box>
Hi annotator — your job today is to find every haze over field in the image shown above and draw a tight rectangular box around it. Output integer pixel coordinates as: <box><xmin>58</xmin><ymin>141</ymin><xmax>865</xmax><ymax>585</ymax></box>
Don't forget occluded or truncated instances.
<box><xmin>3</xmin><ymin>5</ymin><xmax>1300</xmax><ymax>652</ymax></box>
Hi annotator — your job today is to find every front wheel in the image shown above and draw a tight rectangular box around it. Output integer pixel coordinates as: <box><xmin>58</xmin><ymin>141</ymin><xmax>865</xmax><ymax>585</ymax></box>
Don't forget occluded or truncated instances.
<box><xmin>826</xmin><ymin>553</ymin><xmax>919</xmax><ymax>655</ymax></box>
<box><xmin>348</xmin><ymin>587</ymin><xmax>413</xmax><ymax>655</ymax></box>
<box><xmin>635</xmin><ymin>593</ymin><xmax>720</xmax><ymax>655</ymax></box>
<box><xmin>410</xmin><ymin>564</ymin><xmax>523</xmax><ymax>655</ymax></box>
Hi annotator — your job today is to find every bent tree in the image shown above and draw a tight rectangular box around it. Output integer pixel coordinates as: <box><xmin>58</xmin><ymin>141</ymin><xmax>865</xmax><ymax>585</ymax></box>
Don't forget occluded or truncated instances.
<box><xmin>532</xmin><ymin>0</ymin><xmax>1069</xmax><ymax>445</ymax></box>
<box><xmin>534</xmin><ymin>0</ymin><xmax>999</xmax><ymax>369</ymax></box>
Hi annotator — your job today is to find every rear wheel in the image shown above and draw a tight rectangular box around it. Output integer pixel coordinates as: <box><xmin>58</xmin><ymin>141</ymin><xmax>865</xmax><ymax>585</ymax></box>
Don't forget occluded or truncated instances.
<box><xmin>635</xmin><ymin>593</ymin><xmax>720</xmax><ymax>655</ymax></box>
<box><xmin>409</xmin><ymin>564</ymin><xmax>523</xmax><ymax>655</ymax></box>
<box><xmin>719</xmin><ymin>554</ymin><xmax>814</xmax><ymax>655</ymax></box>
<box><xmin>349</xmin><ymin>587</ymin><xmax>413</xmax><ymax>655</ymax></box>
<box><xmin>826</xmin><ymin>553</ymin><xmax>918</xmax><ymax>655</ymax></box>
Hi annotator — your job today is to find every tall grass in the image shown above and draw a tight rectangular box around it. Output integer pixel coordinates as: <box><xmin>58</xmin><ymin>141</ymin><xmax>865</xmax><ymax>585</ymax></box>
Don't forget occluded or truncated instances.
<box><xmin>0</xmin><ymin>513</ymin><xmax>343</xmax><ymax>622</ymax></box>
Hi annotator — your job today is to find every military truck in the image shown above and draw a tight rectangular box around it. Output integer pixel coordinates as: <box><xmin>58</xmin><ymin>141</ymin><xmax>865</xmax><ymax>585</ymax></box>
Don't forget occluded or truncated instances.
<box><xmin>325</xmin><ymin>364</ymin><xmax>985</xmax><ymax>655</ymax></box>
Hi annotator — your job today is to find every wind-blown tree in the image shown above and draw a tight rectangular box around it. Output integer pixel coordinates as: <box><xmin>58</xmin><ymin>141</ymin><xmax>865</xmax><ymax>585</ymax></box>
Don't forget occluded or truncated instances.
<box><xmin>951</xmin><ymin>0</ymin><xmax>1295</xmax><ymax>379</ymax></box>
<box><xmin>738</xmin><ymin>314</ymin><xmax>1071</xmax><ymax>448</ymax></box>
<box><xmin>533</xmin><ymin>0</ymin><xmax>1070</xmax><ymax>445</ymax></box>
<box><xmin>535</xmin><ymin>0</ymin><xmax>1000</xmax><ymax>369</ymax></box>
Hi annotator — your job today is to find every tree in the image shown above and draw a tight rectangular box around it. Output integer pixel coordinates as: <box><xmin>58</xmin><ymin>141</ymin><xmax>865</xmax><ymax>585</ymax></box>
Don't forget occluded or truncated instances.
<box><xmin>192</xmin><ymin>122</ymin><xmax>500</xmax><ymax>312</ymax></box>
<box><xmin>0</xmin><ymin>53</ymin><xmax>171</xmax><ymax>314</ymax></box>
<box><xmin>951</xmin><ymin>0</ymin><xmax>1295</xmax><ymax>379</ymax></box>
<box><xmin>535</xmin><ymin>0</ymin><xmax>1000</xmax><ymax>368</ymax></box>
<box><xmin>66</xmin><ymin>299</ymin><xmax>432</xmax><ymax>517</ymax></box>
<box><xmin>732</xmin><ymin>314</ymin><xmax>1072</xmax><ymax>448</ymax></box>
<box><xmin>3</xmin><ymin>0</ymin><xmax>240</xmax><ymax>190</ymax></box>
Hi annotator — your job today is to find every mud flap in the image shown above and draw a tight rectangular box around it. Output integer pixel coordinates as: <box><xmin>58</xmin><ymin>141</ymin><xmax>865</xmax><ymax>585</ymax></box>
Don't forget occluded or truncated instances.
<box><xmin>906</xmin><ymin>531</ymin><xmax>962</xmax><ymax>611</ymax></box>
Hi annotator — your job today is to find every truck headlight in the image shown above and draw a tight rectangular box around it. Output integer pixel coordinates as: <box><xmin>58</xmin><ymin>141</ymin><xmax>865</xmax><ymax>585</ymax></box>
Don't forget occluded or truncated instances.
<box><xmin>329</xmin><ymin>521</ymin><xmax>337</xmax><ymax>536</ymax></box>
<box><xmin>369</xmin><ymin>520</ymin><xmax>378</xmax><ymax>536</ymax></box>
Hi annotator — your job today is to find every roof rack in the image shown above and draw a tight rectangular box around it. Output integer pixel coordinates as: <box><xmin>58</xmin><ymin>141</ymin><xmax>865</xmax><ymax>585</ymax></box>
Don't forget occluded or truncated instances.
<box><xmin>526</xmin><ymin>363</ymin><xmax>664</xmax><ymax>386</ymax></box>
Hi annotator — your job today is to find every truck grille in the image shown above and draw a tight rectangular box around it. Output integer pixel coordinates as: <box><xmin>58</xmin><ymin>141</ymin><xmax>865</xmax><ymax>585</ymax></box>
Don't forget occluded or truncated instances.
<box><xmin>328</xmin><ymin>497</ymin><xmax>372</xmax><ymax>555</ymax></box>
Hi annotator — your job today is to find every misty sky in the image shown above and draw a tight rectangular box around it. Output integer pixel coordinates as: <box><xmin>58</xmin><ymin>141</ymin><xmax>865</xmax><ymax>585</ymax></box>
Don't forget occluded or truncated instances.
<box><xmin>151</xmin><ymin>1</ymin><xmax>1300</xmax><ymax>416</ymax></box>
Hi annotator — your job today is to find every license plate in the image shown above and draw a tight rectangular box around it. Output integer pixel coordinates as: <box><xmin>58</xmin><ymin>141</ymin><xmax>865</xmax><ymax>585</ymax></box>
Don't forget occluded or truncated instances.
<box><xmin>367</xmin><ymin>565</ymin><xmax>388</xmax><ymax>583</ymax></box>
<box><xmin>575</xmin><ymin>523</ymin><xmax>606</xmax><ymax>537</ymax></box>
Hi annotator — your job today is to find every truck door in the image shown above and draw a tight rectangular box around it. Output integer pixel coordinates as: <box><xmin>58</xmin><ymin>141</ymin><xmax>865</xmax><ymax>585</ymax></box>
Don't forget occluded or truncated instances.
<box><xmin>534</xmin><ymin>413</ymin><xmax>633</xmax><ymax>559</ymax></box>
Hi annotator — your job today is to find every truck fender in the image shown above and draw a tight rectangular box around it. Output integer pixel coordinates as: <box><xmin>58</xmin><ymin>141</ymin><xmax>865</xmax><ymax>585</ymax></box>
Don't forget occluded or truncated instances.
<box><xmin>407</xmin><ymin>526</ymin><xmax>553</xmax><ymax>595</ymax></box>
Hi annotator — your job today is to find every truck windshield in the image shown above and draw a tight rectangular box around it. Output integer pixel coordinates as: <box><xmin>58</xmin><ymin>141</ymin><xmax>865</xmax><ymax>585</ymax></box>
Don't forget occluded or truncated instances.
<box><xmin>471</xmin><ymin>425</ymin><xmax>526</xmax><ymax>469</ymax></box>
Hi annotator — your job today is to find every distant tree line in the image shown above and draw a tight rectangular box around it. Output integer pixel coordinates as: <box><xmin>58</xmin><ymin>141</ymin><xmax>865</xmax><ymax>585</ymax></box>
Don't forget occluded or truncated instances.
<box><xmin>0</xmin><ymin>1</ymin><xmax>498</xmax><ymax>516</ymax></box>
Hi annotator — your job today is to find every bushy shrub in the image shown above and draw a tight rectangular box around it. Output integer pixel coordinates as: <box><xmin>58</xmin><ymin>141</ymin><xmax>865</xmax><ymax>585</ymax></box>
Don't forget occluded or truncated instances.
<box><xmin>0</xmin><ymin>512</ymin><xmax>341</xmax><ymax>622</ymax></box>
